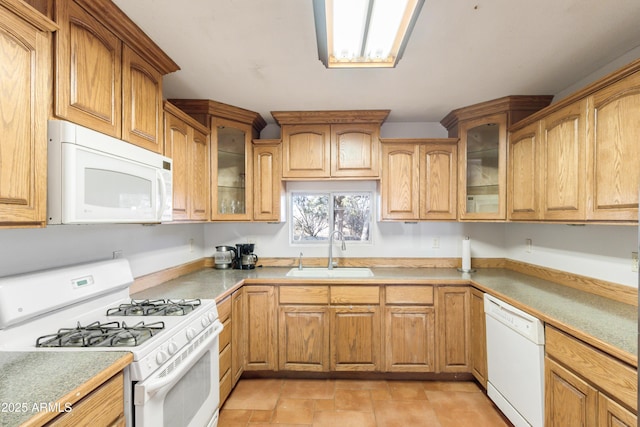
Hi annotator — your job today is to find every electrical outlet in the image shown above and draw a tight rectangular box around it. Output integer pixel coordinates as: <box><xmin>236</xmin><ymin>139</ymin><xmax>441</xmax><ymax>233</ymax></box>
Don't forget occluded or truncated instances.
<box><xmin>432</xmin><ymin>237</ymin><xmax>440</xmax><ymax>249</ymax></box>
<box><xmin>632</xmin><ymin>252</ymin><xmax>638</xmax><ymax>273</ymax></box>
<box><xmin>189</xmin><ymin>238</ymin><xmax>194</xmax><ymax>253</ymax></box>
<box><xmin>525</xmin><ymin>238</ymin><xmax>532</xmax><ymax>253</ymax></box>
<box><xmin>112</xmin><ymin>250</ymin><xmax>123</xmax><ymax>259</ymax></box>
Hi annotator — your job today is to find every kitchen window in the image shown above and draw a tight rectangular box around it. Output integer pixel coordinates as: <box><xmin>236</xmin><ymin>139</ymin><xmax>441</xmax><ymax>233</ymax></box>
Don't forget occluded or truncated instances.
<box><xmin>290</xmin><ymin>191</ymin><xmax>372</xmax><ymax>244</ymax></box>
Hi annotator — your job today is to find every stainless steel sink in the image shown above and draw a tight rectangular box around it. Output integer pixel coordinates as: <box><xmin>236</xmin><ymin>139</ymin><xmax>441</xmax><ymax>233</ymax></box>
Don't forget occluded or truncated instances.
<box><xmin>285</xmin><ymin>267</ymin><xmax>374</xmax><ymax>278</ymax></box>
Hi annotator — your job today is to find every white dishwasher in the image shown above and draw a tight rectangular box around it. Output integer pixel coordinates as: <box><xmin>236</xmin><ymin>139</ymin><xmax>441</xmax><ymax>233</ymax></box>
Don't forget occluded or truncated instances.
<box><xmin>484</xmin><ymin>294</ymin><xmax>545</xmax><ymax>427</ymax></box>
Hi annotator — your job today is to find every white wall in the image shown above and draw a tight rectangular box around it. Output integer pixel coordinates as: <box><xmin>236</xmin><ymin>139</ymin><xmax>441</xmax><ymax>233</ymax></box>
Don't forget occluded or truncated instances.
<box><xmin>0</xmin><ymin>223</ymin><xmax>205</xmax><ymax>278</ymax></box>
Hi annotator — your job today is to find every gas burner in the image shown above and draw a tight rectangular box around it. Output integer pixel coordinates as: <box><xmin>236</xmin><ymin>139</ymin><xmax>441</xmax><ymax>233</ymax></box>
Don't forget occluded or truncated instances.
<box><xmin>106</xmin><ymin>298</ymin><xmax>202</xmax><ymax>316</ymax></box>
<box><xmin>35</xmin><ymin>320</ymin><xmax>165</xmax><ymax>348</ymax></box>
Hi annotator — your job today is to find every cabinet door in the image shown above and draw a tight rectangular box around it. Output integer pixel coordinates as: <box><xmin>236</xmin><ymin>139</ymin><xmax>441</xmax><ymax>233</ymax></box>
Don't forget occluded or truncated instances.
<box><xmin>469</xmin><ymin>288</ymin><xmax>487</xmax><ymax>388</ymax></box>
<box><xmin>211</xmin><ymin>118</ymin><xmax>253</xmax><ymax>221</ymax></box>
<box><xmin>217</xmin><ymin>297</ymin><xmax>232</xmax><ymax>405</ymax></box>
<box><xmin>163</xmin><ymin>112</ymin><xmax>189</xmax><ymax>220</ymax></box>
<box><xmin>253</xmin><ymin>142</ymin><xmax>282</xmax><ymax>221</ymax></box>
<box><xmin>243</xmin><ymin>286</ymin><xmax>277</xmax><ymax>371</ymax></box>
<box><xmin>189</xmin><ymin>128</ymin><xmax>210</xmax><ymax>220</ymax></box>
<box><xmin>282</xmin><ymin>124</ymin><xmax>331</xmax><ymax>178</ymax></box>
<box><xmin>330</xmin><ymin>123</ymin><xmax>380</xmax><ymax>178</ymax></box>
<box><xmin>545</xmin><ymin>357</ymin><xmax>597</xmax><ymax>427</ymax></box>
<box><xmin>380</xmin><ymin>143</ymin><xmax>420</xmax><ymax>220</ymax></box>
<box><xmin>384</xmin><ymin>306</ymin><xmax>435</xmax><ymax>372</ymax></box>
<box><xmin>330</xmin><ymin>306</ymin><xmax>380</xmax><ymax>371</ymax></box>
<box><xmin>458</xmin><ymin>114</ymin><xmax>507</xmax><ymax>220</ymax></box>
<box><xmin>122</xmin><ymin>45</ymin><xmax>163</xmax><ymax>153</ymax></box>
<box><xmin>598</xmin><ymin>394</ymin><xmax>637</xmax><ymax>427</ymax></box>
<box><xmin>0</xmin><ymin>6</ymin><xmax>50</xmax><ymax>225</ymax></box>
<box><xmin>279</xmin><ymin>305</ymin><xmax>329</xmax><ymax>372</ymax></box>
<box><xmin>541</xmin><ymin>100</ymin><xmax>587</xmax><ymax>220</ymax></box>
<box><xmin>55</xmin><ymin>0</ymin><xmax>122</xmax><ymax>137</ymax></box>
<box><xmin>508</xmin><ymin>121</ymin><xmax>542</xmax><ymax>221</ymax></box>
<box><xmin>436</xmin><ymin>286</ymin><xmax>470</xmax><ymax>373</ymax></box>
<box><xmin>231</xmin><ymin>288</ymin><xmax>244</xmax><ymax>385</ymax></box>
<box><xmin>588</xmin><ymin>71</ymin><xmax>640</xmax><ymax>221</ymax></box>
<box><xmin>419</xmin><ymin>143</ymin><xmax>457</xmax><ymax>220</ymax></box>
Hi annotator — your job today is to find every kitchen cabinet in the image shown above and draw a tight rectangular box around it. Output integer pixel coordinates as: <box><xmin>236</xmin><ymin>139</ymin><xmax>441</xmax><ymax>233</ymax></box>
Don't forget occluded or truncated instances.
<box><xmin>436</xmin><ymin>286</ymin><xmax>470</xmax><ymax>373</ymax></box>
<box><xmin>272</xmin><ymin>110</ymin><xmax>389</xmax><ymax>179</ymax></box>
<box><xmin>278</xmin><ymin>286</ymin><xmax>330</xmax><ymax>372</ymax></box>
<box><xmin>253</xmin><ymin>140</ymin><xmax>284</xmax><ymax>222</ymax></box>
<box><xmin>163</xmin><ymin>101</ymin><xmax>210</xmax><ymax>221</ymax></box>
<box><xmin>217</xmin><ymin>296</ymin><xmax>232</xmax><ymax>405</ymax></box>
<box><xmin>508</xmin><ymin>121</ymin><xmax>542</xmax><ymax>220</ymax></box>
<box><xmin>0</xmin><ymin>0</ymin><xmax>55</xmax><ymax>227</ymax></box>
<box><xmin>441</xmin><ymin>96</ymin><xmax>552</xmax><ymax>221</ymax></box>
<box><xmin>243</xmin><ymin>285</ymin><xmax>277</xmax><ymax>371</ymax></box>
<box><xmin>545</xmin><ymin>326</ymin><xmax>637</xmax><ymax>427</ymax></box>
<box><xmin>380</xmin><ymin>139</ymin><xmax>457</xmax><ymax>221</ymax></box>
<box><xmin>46</xmin><ymin>371</ymin><xmax>125</xmax><ymax>426</ymax></box>
<box><xmin>231</xmin><ymin>288</ymin><xmax>244</xmax><ymax>385</ymax></box>
<box><xmin>54</xmin><ymin>0</ymin><xmax>177</xmax><ymax>153</ymax></box>
<box><xmin>329</xmin><ymin>285</ymin><xmax>381</xmax><ymax>371</ymax></box>
<box><xmin>384</xmin><ymin>286</ymin><xmax>435</xmax><ymax>372</ymax></box>
<box><xmin>469</xmin><ymin>287</ymin><xmax>487</xmax><ymax>388</ymax></box>
<box><xmin>168</xmin><ymin>99</ymin><xmax>266</xmax><ymax>221</ymax></box>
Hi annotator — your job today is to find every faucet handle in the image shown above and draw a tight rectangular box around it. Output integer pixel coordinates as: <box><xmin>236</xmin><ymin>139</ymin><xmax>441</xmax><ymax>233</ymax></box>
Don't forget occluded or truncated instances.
<box><xmin>298</xmin><ymin>252</ymin><xmax>303</xmax><ymax>270</ymax></box>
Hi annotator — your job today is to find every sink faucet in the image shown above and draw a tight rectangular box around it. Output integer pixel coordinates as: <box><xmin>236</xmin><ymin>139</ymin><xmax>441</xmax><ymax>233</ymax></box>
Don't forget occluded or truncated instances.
<box><xmin>327</xmin><ymin>230</ymin><xmax>346</xmax><ymax>270</ymax></box>
<box><xmin>298</xmin><ymin>252</ymin><xmax>303</xmax><ymax>270</ymax></box>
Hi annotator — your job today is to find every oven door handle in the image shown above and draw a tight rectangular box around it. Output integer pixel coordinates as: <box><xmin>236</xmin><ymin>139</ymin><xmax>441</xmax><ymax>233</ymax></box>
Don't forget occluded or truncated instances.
<box><xmin>134</xmin><ymin>320</ymin><xmax>223</xmax><ymax>405</ymax></box>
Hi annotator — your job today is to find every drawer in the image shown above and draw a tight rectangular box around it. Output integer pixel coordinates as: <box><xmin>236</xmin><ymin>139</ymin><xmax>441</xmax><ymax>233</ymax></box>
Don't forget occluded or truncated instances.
<box><xmin>280</xmin><ymin>286</ymin><xmax>329</xmax><ymax>304</ymax></box>
<box><xmin>219</xmin><ymin>342</ymin><xmax>231</xmax><ymax>380</ymax></box>
<box><xmin>220</xmin><ymin>369</ymin><xmax>232</xmax><ymax>405</ymax></box>
<box><xmin>219</xmin><ymin>317</ymin><xmax>231</xmax><ymax>351</ymax></box>
<box><xmin>386</xmin><ymin>286</ymin><xmax>434</xmax><ymax>305</ymax></box>
<box><xmin>546</xmin><ymin>326</ymin><xmax>637</xmax><ymax>411</ymax></box>
<box><xmin>330</xmin><ymin>285</ymin><xmax>379</xmax><ymax>304</ymax></box>
<box><xmin>217</xmin><ymin>296</ymin><xmax>231</xmax><ymax>322</ymax></box>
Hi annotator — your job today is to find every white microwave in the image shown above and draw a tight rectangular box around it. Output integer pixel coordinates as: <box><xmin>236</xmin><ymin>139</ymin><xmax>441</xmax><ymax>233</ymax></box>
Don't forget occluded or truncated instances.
<box><xmin>47</xmin><ymin>120</ymin><xmax>173</xmax><ymax>224</ymax></box>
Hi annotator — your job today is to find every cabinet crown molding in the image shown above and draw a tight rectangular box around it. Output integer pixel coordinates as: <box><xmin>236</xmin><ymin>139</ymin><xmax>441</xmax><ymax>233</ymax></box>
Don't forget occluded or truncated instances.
<box><xmin>271</xmin><ymin>110</ymin><xmax>390</xmax><ymax>125</ymax></box>
<box><xmin>163</xmin><ymin>101</ymin><xmax>210</xmax><ymax>135</ymax></box>
<box><xmin>168</xmin><ymin>99</ymin><xmax>267</xmax><ymax>134</ymax></box>
<box><xmin>2</xmin><ymin>0</ymin><xmax>58</xmax><ymax>31</ymax></box>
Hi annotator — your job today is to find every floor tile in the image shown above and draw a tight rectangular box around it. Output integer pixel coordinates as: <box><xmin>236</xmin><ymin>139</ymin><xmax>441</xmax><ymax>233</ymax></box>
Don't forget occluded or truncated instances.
<box><xmin>249</xmin><ymin>410</ymin><xmax>273</xmax><ymax>423</ymax></box>
<box><xmin>387</xmin><ymin>380</ymin><xmax>427</xmax><ymax>400</ymax></box>
<box><xmin>314</xmin><ymin>399</ymin><xmax>334</xmax><ymax>411</ymax></box>
<box><xmin>335</xmin><ymin>379</ymin><xmax>388</xmax><ymax>390</ymax></box>
<box><xmin>313</xmin><ymin>410</ymin><xmax>377</xmax><ymax>427</ymax></box>
<box><xmin>426</xmin><ymin>390</ymin><xmax>510</xmax><ymax>427</ymax></box>
<box><xmin>223</xmin><ymin>378</ymin><xmax>283</xmax><ymax>410</ymax></box>
<box><xmin>334</xmin><ymin>389</ymin><xmax>373</xmax><ymax>412</ymax></box>
<box><xmin>219</xmin><ymin>408</ymin><xmax>252</xmax><ymax>425</ymax></box>
<box><xmin>373</xmin><ymin>399</ymin><xmax>442</xmax><ymax>427</ymax></box>
<box><xmin>423</xmin><ymin>381</ymin><xmax>482</xmax><ymax>392</ymax></box>
<box><xmin>271</xmin><ymin>398</ymin><xmax>315</xmax><ymax>424</ymax></box>
<box><xmin>280</xmin><ymin>378</ymin><xmax>335</xmax><ymax>399</ymax></box>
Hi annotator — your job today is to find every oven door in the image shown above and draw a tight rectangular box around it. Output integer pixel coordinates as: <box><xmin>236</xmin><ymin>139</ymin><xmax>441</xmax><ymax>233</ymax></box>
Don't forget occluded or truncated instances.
<box><xmin>134</xmin><ymin>320</ymin><xmax>223</xmax><ymax>427</ymax></box>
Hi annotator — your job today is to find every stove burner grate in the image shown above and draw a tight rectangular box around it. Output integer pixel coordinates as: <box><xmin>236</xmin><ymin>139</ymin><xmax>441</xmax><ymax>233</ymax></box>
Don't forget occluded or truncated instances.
<box><xmin>106</xmin><ymin>298</ymin><xmax>201</xmax><ymax>316</ymax></box>
<box><xmin>35</xmin><ymin>320</ymin><xmax>165</xmax><ymax>348</ymax></box>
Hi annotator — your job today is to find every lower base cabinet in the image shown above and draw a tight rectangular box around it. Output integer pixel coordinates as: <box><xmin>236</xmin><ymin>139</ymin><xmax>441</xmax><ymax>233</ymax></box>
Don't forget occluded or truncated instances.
<box><xmin>436</xmin><ymin>286</ymin><xmax>471</xmax><ymax>373</ymax></box>
<box><xmin>384</xmin><ymin>306</ymin><xmax>435</xmax><ymax>372</ymax></box>
<box><xmin>469</xmin><ymin>288</ymin><xmax>487</xmax><ymax>387</ymax></box>
<box><xmin>278</xmin><ymin>305</ymin><xmax>329</xmax><ymax>372</ymax></box>
<box><xmin>330</xmin><ymin>305</ymin><xmax>381</xmax><ymax>371</ymax></box>
<box><xmin>243</xmin><ymin>286</ymin><xmax>277</xmax><ymax>371</ymax></box>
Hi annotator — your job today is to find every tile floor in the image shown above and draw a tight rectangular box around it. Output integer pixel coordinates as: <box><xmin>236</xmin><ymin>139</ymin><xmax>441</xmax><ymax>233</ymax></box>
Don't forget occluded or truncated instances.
<box><xmin>219</xmin><ymin>378</ymin><xmax>512</xmax><ymax>427</ymax></box>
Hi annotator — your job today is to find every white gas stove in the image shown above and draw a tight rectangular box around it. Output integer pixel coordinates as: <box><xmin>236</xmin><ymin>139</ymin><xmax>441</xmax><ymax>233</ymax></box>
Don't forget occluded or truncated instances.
<box><xmin>0</xmin><ymin>259</ymin><xmax>222</xmax><ymax>427</ymax></box>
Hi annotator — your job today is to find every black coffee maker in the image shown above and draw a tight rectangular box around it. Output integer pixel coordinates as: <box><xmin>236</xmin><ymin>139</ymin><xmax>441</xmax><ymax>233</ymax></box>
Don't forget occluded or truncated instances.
<box><xmin>235</xmin><ymin>243</ymin><xmax>258</xmax><ymax>269</ymax></box>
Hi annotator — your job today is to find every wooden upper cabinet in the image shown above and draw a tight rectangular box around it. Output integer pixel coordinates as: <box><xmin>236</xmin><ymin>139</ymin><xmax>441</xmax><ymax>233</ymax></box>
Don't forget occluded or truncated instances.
<box><xmin>508</xmin><ymin>121</ymin><xmax>542</xmax><ymax>221</ymax></box>
<box><xmin>381</xmin><ymin>142</ymin><xmax>420</xmax><ymax>220</ymax></box>
<box><xmin>55</xmin><ymin>0</ymin><xmax>122</xmax><ymax>137</ymax></box>
<box><xmin>282</xmin><ymin>124</ymin><xmax>331</xmax><ymax>178</ymax></box>
<box><xmin>0</xmin><ymin>1</ymin><xmax>56</xmax><ymax>227</ymax></box>
<box><xmin>331</xmin><ymin>123</ymin><xmax>380</xmax><ymax>178</ymax></box>
<box><xmin>54</xmin><ymin>0</ymin><xmax>178</xmax><ymax>151</ymax></box>
<box><xmin>588</xmin><ymin>71</ymin><xmax>640</xmax><ymax>221</ymax></box>
<box><xmin>419</xmin><ymin>142</ymin><xmax>457</xmax><ymax>220</ymax></box>
<box><xmin>122</xmin><ymin>46</ymin><xmax>163</xmax><ymax>153</ymax></box>
<box><xmin>253</xmin><ymin>140</ymin><xmax>283</xmax><ymax>222</ymax></box>
<box><xmin>541</xmin><ymin>100</ymin><xmax>588</xmax><ymax>221</ymax></box>
<box><xmin>272</xmin><ymin>110</ymin><xmax>389</xmax><ymax>180</ymax></box>
<box><xmin>164</xmin><ymin>112</ymin><xmax>189</xmax><ymax>220</ymax></box>
<box><xmin>190</xmin><ymin>127</ymin><xmax>210</xmax><ymax>220</ymax></box>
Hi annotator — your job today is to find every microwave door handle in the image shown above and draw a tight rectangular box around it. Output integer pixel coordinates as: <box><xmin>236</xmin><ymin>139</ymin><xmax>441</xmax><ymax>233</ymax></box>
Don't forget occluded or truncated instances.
<box><xmin>134</xmin><ymin>320</ymin><xmax>223</xmax><ymax>404</ymax></box>
<box><xmin>156</xmin><ymin>169</ymin><xmax>167</xmax><ymax>221</ymax></box>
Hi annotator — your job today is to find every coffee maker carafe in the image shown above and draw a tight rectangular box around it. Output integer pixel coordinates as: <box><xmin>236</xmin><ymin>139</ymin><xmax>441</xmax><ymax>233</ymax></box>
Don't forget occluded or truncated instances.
<box><xmin>235</xmin><ymin>243</ymin><xmax>258</xmax><ymax>269</ymax></box>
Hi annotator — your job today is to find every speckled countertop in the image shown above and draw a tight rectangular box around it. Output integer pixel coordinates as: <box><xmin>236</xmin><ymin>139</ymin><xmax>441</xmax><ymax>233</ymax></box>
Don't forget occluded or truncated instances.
<box><xmin>132</xmin><ymin>266</ymin><xmax>638</xmax><ymax>366</ymax></box>
<box><xmin>0</xmin><ymin>351</ymin><xmax>131</xmax><ymax>427</ymax></box>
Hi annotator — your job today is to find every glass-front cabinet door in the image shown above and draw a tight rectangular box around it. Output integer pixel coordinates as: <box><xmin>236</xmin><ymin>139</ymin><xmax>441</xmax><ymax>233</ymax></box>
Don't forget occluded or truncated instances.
<box><xmin>211</xmin><ymin>117</ymin><xmax>252</xmax><ymax>220</ymax></box>
<box><xmin>458</xmin><ymin>114</ymin><xmax>507</xmax><ymax>220</ymax></box>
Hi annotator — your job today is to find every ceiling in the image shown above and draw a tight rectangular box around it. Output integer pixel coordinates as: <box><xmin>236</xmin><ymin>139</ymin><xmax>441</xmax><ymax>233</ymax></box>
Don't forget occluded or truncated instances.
<box><xmin>113</xmin><ymin>0</ymin><xmax>640</xmax><ymax>126</ymax></box>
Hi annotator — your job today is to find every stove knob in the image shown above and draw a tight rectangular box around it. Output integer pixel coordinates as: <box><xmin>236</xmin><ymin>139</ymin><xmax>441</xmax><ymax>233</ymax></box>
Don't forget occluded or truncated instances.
<box><xmin>186</xmin><ymin>327</ymin><xmax>197</xmax><ymax>340</ymax></box>
<box><xmin>207</xmin><ymin>313</ymin><xmax>216</xmax><ymax>323</ymax></box>
<box><xmin>201</xmin><ymin>317</ymin><xmax>210</xmax><ymax>327</ymax></box>
<box><xmin>156</xmin><ymin>350</ymin><xmax>168</xmax><ymax>365</ymax></box>
<box><xmin>167</xmin><ymin>341</ymin><xmax>178</xmax><ymax>355</ymax></box>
